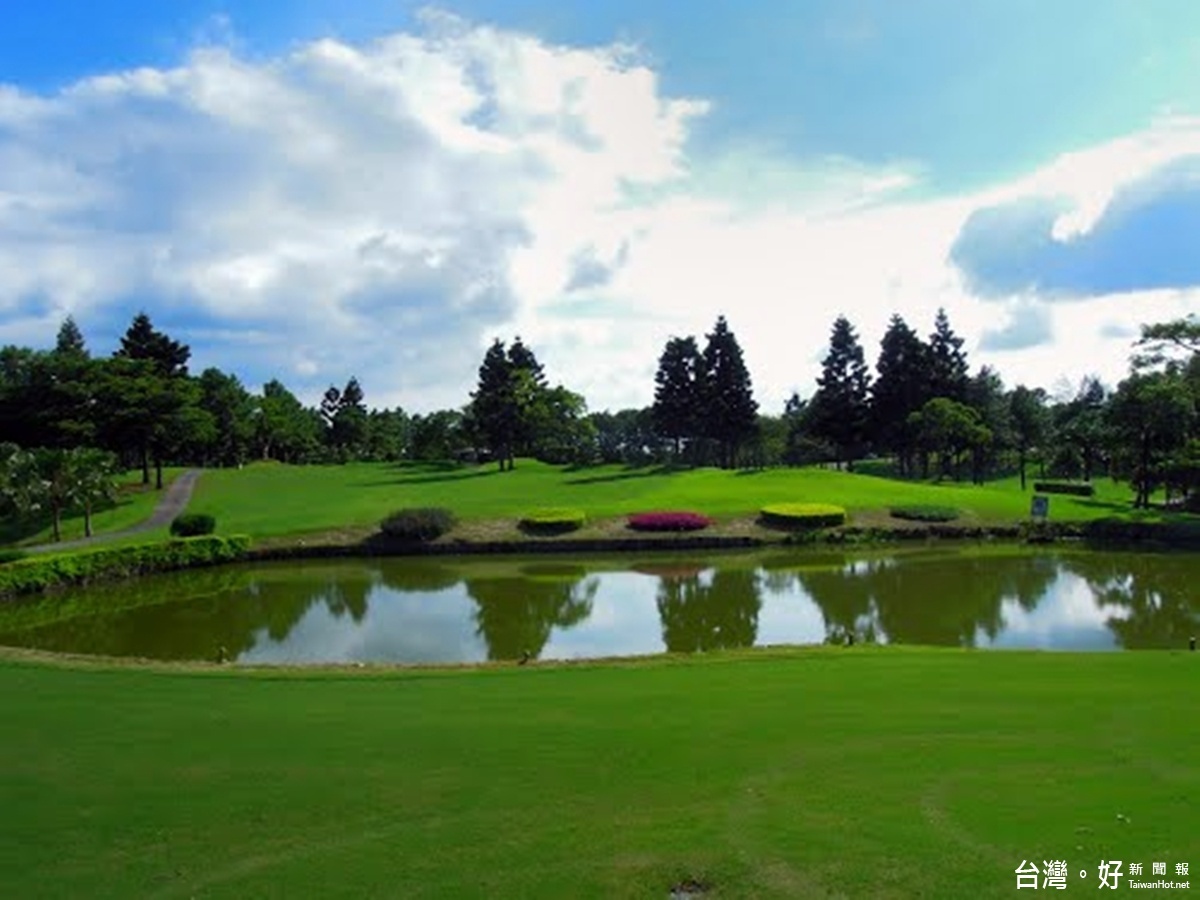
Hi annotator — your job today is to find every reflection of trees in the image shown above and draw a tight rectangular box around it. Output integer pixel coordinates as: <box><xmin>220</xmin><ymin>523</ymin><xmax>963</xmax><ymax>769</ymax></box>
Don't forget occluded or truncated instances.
<box><xmin>797</xmin><ymin>554</ymin><xmax>1059</xmax><ymax>648</ymax></box>
<box><xmin>376</xmin><ymin>560</ymin><xmax>463</xmax><ymax>593</ymax></box>
<box><xmin>656</xmin><ymin>569</ymin><xmax>762</xmax><ymax>653</ymax></box>
<box><xmin>466</xmin><ymin>573</ymin><xmax>597</xmax><ymax>661</ymax></box>
<box><xmin>0</xmin><ymin>568</ymin><xmax>324</xmax><ymax>661</ymax></box>
<box><xmin>1060</xmin><ymin>553</ymin><xmax>1199</xmax><ymax>649</ymax></box>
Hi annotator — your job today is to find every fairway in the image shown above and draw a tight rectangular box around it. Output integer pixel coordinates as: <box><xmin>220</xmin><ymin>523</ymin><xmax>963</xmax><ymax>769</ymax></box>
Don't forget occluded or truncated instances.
<box><xmin>1</xmin><ymin>648</ymin><xmax>1196</xmax><ymax>898</ymax></box>
<box><xmin>185</xmin><ymin>460</ymin><xmax>1174</xmax><ymax>542</ymax></box>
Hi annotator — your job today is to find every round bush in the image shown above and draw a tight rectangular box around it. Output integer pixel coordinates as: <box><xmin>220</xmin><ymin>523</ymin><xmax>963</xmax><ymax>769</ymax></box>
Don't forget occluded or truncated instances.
<box><xmin>627</xmin><ymin>511</ymin><xmax>712</xmax><ymax>532</ymax></box>
<box><xmin>519</xmin><ymin>507</ymin><xmax>586</xmax><ymax>534</ymax></box>
<box><xmin>760</xmin><ymin>503</ymin><xmax>846</xmax><ymax>529</ymax></box>
<box><xmin>889</xmin><ymin>504</ymin><xmax>960</xmax><ymax>523</ymax></box>
<box><xmin>380</xmin><ymin>507</ymin><xmax>456</xmax><ymax>542</ymax></box>
<box><xmin>170</xmin><ymin>513</ymin><xmax>216</xmax><ymax>537</ymax></box>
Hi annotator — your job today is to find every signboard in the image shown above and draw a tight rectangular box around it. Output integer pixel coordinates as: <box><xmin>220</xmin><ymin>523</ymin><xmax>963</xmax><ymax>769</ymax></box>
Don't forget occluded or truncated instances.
<box><xmin>1030</xmin><ymin>495</ymin><xmax>1049</xmax><ymax>520</ymax></box>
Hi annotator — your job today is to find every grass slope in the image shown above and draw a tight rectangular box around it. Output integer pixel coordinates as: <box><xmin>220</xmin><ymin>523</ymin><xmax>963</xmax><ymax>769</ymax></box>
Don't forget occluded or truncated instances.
<box><xmin>188</xmin><ymin>460</ymin><xmax>1178</xmax><ymax>541</ymax></box>
<box><xmin>1</xmin><ymin>649</ymin><xmax>1195</xmax><ymax>898</ymax></box>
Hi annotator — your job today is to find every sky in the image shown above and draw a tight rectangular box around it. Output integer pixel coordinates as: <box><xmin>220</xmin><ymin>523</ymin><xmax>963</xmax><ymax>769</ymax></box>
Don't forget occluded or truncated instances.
<box><xmin>1</xmin><ymin>1</ymin><xmax>1198</xmax><ymax>414</ymax></box>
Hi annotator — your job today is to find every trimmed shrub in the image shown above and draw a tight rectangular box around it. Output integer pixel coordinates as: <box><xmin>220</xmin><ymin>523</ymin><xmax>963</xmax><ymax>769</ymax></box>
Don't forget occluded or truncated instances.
<box><xmin>627</xmin><ymin>511</ymin><xmax>712</xmax><ymax>532</ymax></box>
<box><xmin>0</xmin><ymin>535</ymin><xmax>252</xmax><ymax>599</ymax></box>
<box><xmin>760</xmin><ymin>503</ymin><xmax>847</xmax><ymax>529</ymax></box>
<box><xmin>519</xmin><ymin>508</ymin><xmax>586</xmax><ymax>535</ymax></box>
<box><xmin>889</xmin><ymin>504</ymin><xmax>960</xmax><ymax>523</ymax></box>
<box><xmin>1032</xmin><ymin>481</ymin><xmax>1096</xmax><ymax>497</ymax></box>
<box><xmin>380</xmin><ymin>507</ymin><xmax>456</xmax><ymax>542</ymax></box>
<box><xmin>0</xmin><ymin>548</ymin><xmax>27</xmax><ymax>565</ymax></box>
<box><xmin>170</xmin><ymin>513</ymin><xmax>217</xmax><ymax>537</ymax></box>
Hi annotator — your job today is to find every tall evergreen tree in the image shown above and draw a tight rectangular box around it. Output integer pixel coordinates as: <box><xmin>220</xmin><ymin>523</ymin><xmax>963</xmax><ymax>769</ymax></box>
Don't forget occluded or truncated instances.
<box><xmin>700</xmin><ymin>316</ymin><xmax>758</xmax><ymax>469</ymax></box>
<box><xmin>471</xmin><ymin>339</ymin><xmax>518</xmax><ymax>470</ymax></box>
<box><xmin>54</xmin><ymin>316</ymin><xmax>88</xmax><ymax>359</ymax></box>
<box><xmin>927</xmin><ymin>307</ymin><xmax>969</xmax><ymax>401</ymax></box>
<box><xmin>652</xmin><ymin>336</ymin><xmax>703</xmax><ymax>458</ymax></box>
<box><xmin>115</xmin><ymin>312</ymin><xmax>190</xmax><ymax>377</ymax></box>
<box><xmin>320</xmin><ymin>385</ymin><xmax>342</xmax><ymax>429</ymax></box>
<box><xmin>870</xmin><ymin>314</ymin><xmax>929</xmax><ymax>475</ymax></box>
<box><xmin>809</xmin><ymin>315</ymin><xmax>872</xmax><ymax>469</ymax></box>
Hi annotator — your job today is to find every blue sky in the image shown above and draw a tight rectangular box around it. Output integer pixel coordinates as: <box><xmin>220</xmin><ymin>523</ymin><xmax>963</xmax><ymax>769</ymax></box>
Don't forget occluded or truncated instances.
<box><xmin>1</xmin><ymin>1</ymin><xmax>1198</xmax><ymax>412</ymax></box>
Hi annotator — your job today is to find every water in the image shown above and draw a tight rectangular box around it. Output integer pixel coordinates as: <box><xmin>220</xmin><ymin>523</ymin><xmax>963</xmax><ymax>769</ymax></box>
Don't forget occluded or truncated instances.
<box><xmin>0</xmin><ymin>547</ymin><xmax>1195</xmax><ymax>664</ymax></box>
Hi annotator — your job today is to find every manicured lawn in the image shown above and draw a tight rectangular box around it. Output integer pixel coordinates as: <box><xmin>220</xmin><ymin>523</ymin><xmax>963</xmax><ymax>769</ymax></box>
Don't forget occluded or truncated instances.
<box><xmin>2</xmin><ymin>468</ymin><xmax>185</xmax><ymax>547</ymax></box>
<box><xmin>0</xmin><ymin>648</ymin><xmax>1195</xmax><ymax>898</ymax></box>
<box><xmin>187</xmin><ymin>459</ymin><xmax>1179</xmax><ymax>541</ymax></box>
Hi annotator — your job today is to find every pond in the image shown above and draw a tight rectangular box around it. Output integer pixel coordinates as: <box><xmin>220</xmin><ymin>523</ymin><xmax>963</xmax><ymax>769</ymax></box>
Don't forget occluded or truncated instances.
<box><xmin>0</xmin><ymin>547</ymin><xmax>1196</xmax><ymax>664</ymax></box>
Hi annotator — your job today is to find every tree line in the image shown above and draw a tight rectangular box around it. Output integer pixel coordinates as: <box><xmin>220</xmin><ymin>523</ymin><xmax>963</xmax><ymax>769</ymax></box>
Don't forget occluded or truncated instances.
<box><xmin>2</xmin><ymin>306</ymin><xmax>1197</xmax><ymax>541</ymax></box>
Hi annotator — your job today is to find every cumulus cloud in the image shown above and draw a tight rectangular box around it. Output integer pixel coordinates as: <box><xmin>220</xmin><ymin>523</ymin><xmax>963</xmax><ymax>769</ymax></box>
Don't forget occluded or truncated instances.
<box><xmin>0</xmin><ymin>11</ymin><xmax>1195</xmax><ymax>414</ymax></box>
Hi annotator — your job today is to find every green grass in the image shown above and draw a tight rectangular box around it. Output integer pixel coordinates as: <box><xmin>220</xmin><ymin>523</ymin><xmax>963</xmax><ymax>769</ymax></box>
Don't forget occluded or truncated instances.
<box><xmin>187</xmin><ymin>459</ymin><xmax>1188</xmax><ymax>541</ymax></box>
<box><xmin>1</xmin><ymin>468</ymin><xmax>186</xmax><ymax>548</ymax></box>
<box><xmin>0</xmin><ymin>648</ymin><xmax>1195</xmax><ymax>898</ymax></box>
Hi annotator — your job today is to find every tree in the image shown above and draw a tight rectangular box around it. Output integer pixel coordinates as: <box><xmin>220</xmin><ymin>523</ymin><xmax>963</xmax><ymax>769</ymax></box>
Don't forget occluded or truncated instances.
<box><xmin>927</xmin><ymin>307</ymin><xmax>969</xmax><ymax>402</ymax></box>
<box><xmin>908</xmin><ymin>398</ymin><xmax>992</xmax><ymax>481</ymax></box>
<box><xmin>330</xmin><ymin>377</ymin><xmax>369</xmax><ymax>461</ymax></box>
<box><xmin>1051</xmin><ymin>376</ymin><xmax>1108</xmax><ymax>481</ymax></box>
<box><xmin>197</xmin><ymin>368</ymin><xmax>256</xmax><ymax>467</ymax></box>
<box><xmin>652</xmin><ymin>336</ymin><xmax>704</xmax><ymax>458</ymax></box>
<box><xmin>256</xmin><ymin>380</ymin><xmax>321</xmax><ymax>463</ymax></box>
<box><xmin>1008</xmin><ymin>385</ymin><xmax>1048</xmax><ymax>491</ymax></box>
<box><xmin>1107</xmin><ymin>371</ymin><xmax>1195</xmax><ymax>508</ymax></box>
<box><xmin>470</xmin><ymin>340</ymin><xmax>519</xmax><ymax>470</ymax></box>
<box><xmin>115</xmin><ymin>312</ymin><xmax>190</xmax><ymax>377</ymax></box>
<box><xmin>964</xmin><ymin>366</ymin><xmax>1010</xmax><ymax>482</ymax></box>
<box><xmin>1134</xmin><ymin>313</ymin><xmax>1200</xmax><ymax>369</ymax></box>
<box><xmin>699</xmin><ymin>315</ymin><xmax>759</xmax><ymax>469</ymax></box>
<box><xmin>409</xmin><ymin>409</ymin><xmax>467</xmax><ymax>461</ymax></box>
<box><xmin>68</xmin><ymin>447</ymin><xmax>118</xmax><ymax>537</ymax></box>
<box><xmin>54</xmin><ymin>316</ymin><xmax>88</xmax><ymax>359</ymax></box>
<box><xmin>319</xmin><ymin>385</ymin><xmax>342</xmax><ymax>430</ymax></box>
<box><xmin>809</xmin><ymin>315</ymin><xmax>871</xmax><ymax>470</ymax></box>
<box><xmin>870</xmin><ymin>314</ymin><xmax>929</xmax><ymax>475</ymax></box>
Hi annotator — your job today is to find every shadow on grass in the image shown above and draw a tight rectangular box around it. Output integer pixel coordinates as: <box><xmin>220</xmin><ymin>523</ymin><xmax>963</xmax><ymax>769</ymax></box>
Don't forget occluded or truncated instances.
<box><xmin>350</xmin><ymin>468</ymin><xmax>501</xmax><ymax>488</ymax></box>
<box><xmin>564</xmin><ymin>464</ymin><xmax>681</xmax><ymax>485</ymax></box>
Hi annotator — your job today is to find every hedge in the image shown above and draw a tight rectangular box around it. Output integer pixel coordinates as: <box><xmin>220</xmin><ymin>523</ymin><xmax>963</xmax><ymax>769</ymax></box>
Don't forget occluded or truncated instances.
<box><xmin>760</xmin><ymin>503</ymin><xmax>847</xmax><ymax>529</ymax></box>
<box><xmin>889</xmin><ymin>504</ymin><xmax>960</xmax><ymax>523</ymax></box>
<box><xmin>627</xmin><ymin>511</ymin><xmax>712</xmax><ymax>532</ymax></box>
<box><xmin>519</xmin><ymin>508</ymin><xmax>586</xmax><ymax>535</ymax></box>
<box><xmin>1032</xmin><ymin>481</ymin><xmax>1096</xmax><ymax>497</ymax></box>
<box><xmin>170</xmin><ymin>513</ymin><xmax>216</xmax><ymax>537</ymax></box>
<box><xmin>0</xmin><ymin>535</ymin><xmax>252</xmax><ymax>599</ymax></box>
<box><xmin>380</xmin><ymin>507</ymin><xmax>456</xmax><ymax>542</ymax></box>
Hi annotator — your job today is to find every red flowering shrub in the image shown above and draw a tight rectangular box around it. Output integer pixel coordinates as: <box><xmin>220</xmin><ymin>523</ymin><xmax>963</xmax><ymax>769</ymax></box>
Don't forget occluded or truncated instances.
<box><xmin>627</xmin><ymin>511</ymin><xmax>712</xmax><ymax>532</ymax></box>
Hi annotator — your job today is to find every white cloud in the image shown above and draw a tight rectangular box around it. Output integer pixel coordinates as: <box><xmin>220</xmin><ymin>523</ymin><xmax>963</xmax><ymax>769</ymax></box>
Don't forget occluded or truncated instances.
<box><xmin>0</xmin><ymin>10</ymin><xmax>1195</xmax><ymax>416</ymax></box>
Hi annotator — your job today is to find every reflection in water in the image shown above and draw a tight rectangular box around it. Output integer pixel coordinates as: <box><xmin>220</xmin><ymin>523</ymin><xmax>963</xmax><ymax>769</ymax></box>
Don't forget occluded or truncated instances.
<box><xmin>0</xmin><ymin>549</ymin><xmax>1195</xmax><ymax>663</ymax></box>
<box><xmin>656</xmin><ymin>569</ymin><xmax>761</xmax><ymax>652</ymax></box>
<box><xmin>466</xmin><ymin>570</ymin><xmax>597</xmax><ymax>661</ymax></box>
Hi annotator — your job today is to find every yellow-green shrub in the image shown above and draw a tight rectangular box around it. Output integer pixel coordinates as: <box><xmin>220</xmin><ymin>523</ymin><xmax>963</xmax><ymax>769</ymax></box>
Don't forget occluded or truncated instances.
<box><xmin>760</xmin><ymin>503</ymin><xmax>847</xmax><ymax>529</ymax></box>
<box><xmin>519</xmin><ymin>508</ymin><xmax>586</xmax><ymax>534</ymax></box>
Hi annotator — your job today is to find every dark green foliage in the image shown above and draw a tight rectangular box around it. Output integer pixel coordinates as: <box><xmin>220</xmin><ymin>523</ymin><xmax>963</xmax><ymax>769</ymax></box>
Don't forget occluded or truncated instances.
<box><xmin>652</xmin><ymin>336</ymin><xmax>703</xmax><ymax>457</ymax></box>
<box><xmin>889</xmin><ymin>504</ymin><xmax>960</xmax><ymax>522</ymax></box>
<box><xmin>700</xmin><ymin>316</ymin><xmax>759</xmax><ymax>468</ymax></box>
<box><xmin>1032</xmin><ymin>481</ymin><xmax>1096</xmax><ymax>497</ymax></box>
<box><xmin>927</xmin><ymin>307</ymin><xmax>969</xmax><ymax>402</ymax></box>
<box><xmin>0</xmin><ymin>548</ymin><xmax>27</xmax><ymax>564</ymax></box>
<box><xmin>0</xmin><ymin>535</ymin><xmax>251</xmax><ymax>598</ymax></box>
<box><xmin>170</xmin><ymin>513</ymin><xmax>217</xmax><ymax>537</ymax></box>
<box><xmin>870</xmin><ymin>314</ymin><xmax>929</xmax><ymax>474</ymax></box>
<box><xmin>759</xmin><ymin>503</ymin><xmax>847</xmax><ymax>529</ymax></box>
<box><xmin>380</xmin><ymin>507</ymin><xmax>457</xmax><ymax>541</ymax></box>
<box><xmin>54</xmin><ymin>316</ymin><xmax>88</xmax><ymax>359</ymax></box>
<box><xmin>115</xmin><ymin>311</ymin><xmax>190</xmax><ymax>377</ymax></box>
<box><xmin>519</xmin><ymin>508</ymin><xmax>586</xmax><ymax>535</ymax></box>
<box><xmin>809</xmin><ymin>316</ymin><xmax>872</xmax><ymax>469</ymax></box>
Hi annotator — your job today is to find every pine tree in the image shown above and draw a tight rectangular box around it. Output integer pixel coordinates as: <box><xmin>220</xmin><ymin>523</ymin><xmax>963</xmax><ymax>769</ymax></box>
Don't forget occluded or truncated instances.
<box><xmin>115</xmin><ymin>311</ymin><xmax>190</xmax><ymax>377</ymax></box>
<box><xmin>870</xmin><ymin>314</ymin><xmax>929</xmax><ymax>475</ymax></box>
<box><xmin>320</xmin><ymin>385</ymin><xmax>342</xmax><ymax>429</ymax></box>
<box><xmin>340</xmin><ymin>377</ymin><xmax>365</xmax><ymax>411</ymax></box>
<box><xmin>54</xmin><ymin>316</ymin><xmax>88</xmax><ymax>359</ymax></box>
<box><xmin>652</xmin><ymin>336</ymin><xmax>703</xmax><ymax>458</ymax></box>
<box><xmin>700</xmin><ymin>315</ymin><xmax>758</xmax><ymax>469</ymax></box>
<box><xmin>809</xmin><ymin>315</ymin><xmax>872</xmax><ymax>470</ymax></box>
<box><xmin>471</xmin><ymin>339</ymin><xmax>518</xmax><ymax>470</ymax></box>
<box><xmin>927</xmin><ymin>307</ymin><xmax>969</xmax><ymax>401</ymax></box>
